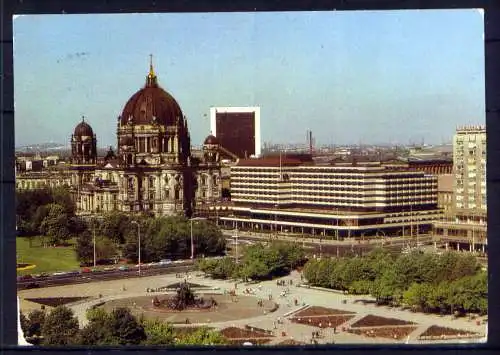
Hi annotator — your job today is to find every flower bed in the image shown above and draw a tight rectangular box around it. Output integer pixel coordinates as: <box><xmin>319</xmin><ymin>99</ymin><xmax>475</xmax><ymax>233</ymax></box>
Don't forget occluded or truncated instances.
<box><xmin>25</xmin><ymin>297</ymin><xmax>90</xmax><ymax>307</ymax></box>
<box><xmin>294</xmin><ymin>306</ymin><xmax>355</xmax><ymax>317</ymax></box>
<box><xmin>244</xmin><ymin>325</ymin><xmax>274</xmax><ymax>336</ymax></box>
<box><xmin>350</xmin><ymin>315</ymin><xmax>415</xmax><ymax>328</ymax></box>
<box><xmin>221</xmin><ymin>327</ymin><xmax>274</xmax><ymax>339</ymax></box>
<box><xmin>419</xmin><ymin>325</ymin><xmax>479</xmax><ymax>339</ymax></box>
<box><xmin>278</xmin><ymin>339</ymin><xmax>307</xmax><ymax>345</ymax></box>
<box><xmin>290</xmin><ymin>315</ymin><xmax>355</xmax><ymax>328</ymax></box>
<box><xmin>347</xmin><ymin>326</ymin><xmax>418</xmax><ymax>340</ymax></box>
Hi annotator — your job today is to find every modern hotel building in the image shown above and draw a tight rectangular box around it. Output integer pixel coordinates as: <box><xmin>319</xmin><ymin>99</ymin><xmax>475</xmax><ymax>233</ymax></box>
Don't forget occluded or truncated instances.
<box><xmin>219</xmin><ymin>157</ymin><xmax>442</xmax><ymax>239</ymax></box>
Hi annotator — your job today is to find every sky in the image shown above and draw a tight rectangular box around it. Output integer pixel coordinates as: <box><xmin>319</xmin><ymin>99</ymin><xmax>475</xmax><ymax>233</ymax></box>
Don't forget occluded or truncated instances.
<box><xmin>13</xmin><ymin>10</ymin><xmax>485</xmax><ymax>148</ymax></box>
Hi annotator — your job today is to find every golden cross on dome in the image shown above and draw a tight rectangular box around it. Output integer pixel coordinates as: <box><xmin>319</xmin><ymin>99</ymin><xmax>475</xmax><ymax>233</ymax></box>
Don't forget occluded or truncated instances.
<box><xmin>149</xmin><ymin>54</ymin><xmax>155</xmax><ymax>77</ymax></box>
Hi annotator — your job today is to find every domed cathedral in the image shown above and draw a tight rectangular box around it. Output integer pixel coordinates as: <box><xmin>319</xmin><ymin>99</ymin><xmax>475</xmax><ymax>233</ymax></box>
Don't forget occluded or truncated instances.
<box><xmin>69</xmin><ymin>56</ymin><xmax>223</xmax><ymax>217</ymax></box>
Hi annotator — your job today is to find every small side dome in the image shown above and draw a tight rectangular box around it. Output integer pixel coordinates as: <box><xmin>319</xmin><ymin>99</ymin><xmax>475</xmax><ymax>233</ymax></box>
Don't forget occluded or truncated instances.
<box><xmin>74</xmin><ymin>117</ymin><xmax>94</xmax><ymax>137</ymax></box>
<box><xmin>203</xmin><ymin>134</ymin><xmax>219</xmax><ymax>145</ymax></box>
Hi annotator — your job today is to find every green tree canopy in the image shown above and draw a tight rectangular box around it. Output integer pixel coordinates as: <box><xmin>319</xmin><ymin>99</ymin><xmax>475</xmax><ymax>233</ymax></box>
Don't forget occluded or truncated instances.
<box><xmin>41</xmin><ymin>306</ymin><xmax>80</xmax><ymax>345</ymax></box>
<box><xmin>39</xmin><ymin>203</ymin><xmax>72</xmax><ymax>245</ymax></box>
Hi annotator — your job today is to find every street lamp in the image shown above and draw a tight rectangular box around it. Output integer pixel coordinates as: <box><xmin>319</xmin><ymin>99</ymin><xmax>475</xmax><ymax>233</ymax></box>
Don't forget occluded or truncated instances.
<box><xmin>131</xmin><ymin>221</ymin><xmax>141</xmax><ymax>275</ymax></box>
<box><xmin>190</xmin><ymin>217</ymin><xmax>206</xmax><ymax>260</ymax></box>
<box><xmin>92</xmin><ymin>215</ymin><xmax>103</xmax><ymax>268</ymax></box>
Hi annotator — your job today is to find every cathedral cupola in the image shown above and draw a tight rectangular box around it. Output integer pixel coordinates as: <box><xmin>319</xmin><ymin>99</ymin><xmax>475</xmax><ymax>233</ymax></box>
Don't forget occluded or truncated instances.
<box><xmin>71</xmin><ymin>116</ymin><xmax>97</xmax><ymax>164</ymax></box>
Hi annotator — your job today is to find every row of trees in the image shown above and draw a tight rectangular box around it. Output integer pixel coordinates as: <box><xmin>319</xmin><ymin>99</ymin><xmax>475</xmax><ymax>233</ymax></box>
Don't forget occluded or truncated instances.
<box><xmin>20</xmin><ymin>306</ymin><xmax>226</xmax><ymax>346</ymax></box>
<box><xmin>16</xmin><ymin>188</ymin><xmax>227</xmax><ymax>265</ymax></box>
<box><xmin>303</xmin><ymin>249</ymin><xmax>487</xmax><ymax>315</ymax></box>
<box><xmin>196</xmin><ymin>241</ymin><xmax>307</xmax><ymax>281</ymax></box>
<box><xmin>76</xmin><ymin>213</ymin><xmax>227</xmax><ymax>265</ymax></box>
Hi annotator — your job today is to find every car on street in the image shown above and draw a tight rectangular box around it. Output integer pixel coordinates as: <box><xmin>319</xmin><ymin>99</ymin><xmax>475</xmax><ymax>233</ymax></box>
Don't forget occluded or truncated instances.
<box><xmin>158</xmin><ymin>259</ymin><xmax>172</xmax><ymax>265</ymax></box>
<box><xmin>118</xmin><ymin>265</ymin><xmax>129</xmax><ymax>271</ymax></box>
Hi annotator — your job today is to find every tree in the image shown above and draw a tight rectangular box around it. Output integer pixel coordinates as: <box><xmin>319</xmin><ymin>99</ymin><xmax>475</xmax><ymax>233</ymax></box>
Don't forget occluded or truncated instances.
<box><xmin>19</xmin><ymin>312</ymin><xmax>29</xmax><ymax>335</ymax></box>
<box><xmin>303</xmin><ymin>259</ymin><xmax>319</xmax><ymax>285</ymax></box>
<box><xmin>76</xmin><ymin>230</ymin><xmax>94</xmax><ymax>264</ymax></box>
<box><xmin>20</xmin><ymin>309</ymin><xmax>46</xmax><ymax>345</ymax></box>
<box><xmin>175</xmin><ymin>327</ymin><xmax>227</xmax><ymax>345</ymax></box>
<box><xmin>39</xmin><ymin>203</ymin><xmax>71</xmax><ymax>245</ymax></box>
<box><xmin>16</xmin><ymin>187</ymin><xmax>75</xmax><ymax>238</ymax></box>
<box><xmin>403</xmin><ymin>283</ymin><xmax>432</xmax><ymax>311</ymax></box>
<box><xmin>79</xmin><ymin>308</ymin><xmax>115</xmax><ymax>345</ymax></box>
<box><xmin>96</xmin><ymin>235</ymin><xmax>119</xmax><ymax>262</ymax></box>
<box><xmin>107</xmin><ymin>307</ymin><xmax>147</xmax><ymax>345</ymax></box>
<box><xmin>31</xmin><ymin>205</ymin><xmax>49</xmax><ymax>236</ymax></box>
<box><xmin>51</xmin><ymin>186</ymin><xmax>76</xmax><ymax>216</ymax></box>
<box><xmin>67</xmin><ymin>216</ymin><xmax>88</xmax><ymax>237</ymax></box>
<box><xmin>192</xmin><ymin>221</ymin><xmax>226</xmax><ymax>256</ymax></box>
<box><xmin>98</xmin><ymin>212</ymin><xmax>131</xmax><ymax>245</ymax></box>
<box><xmin>197</xmin><ymin>257</ymin><xmax>239</xmax><ymax>280</ymax></box>
<box><xmin>41</xmin><ymin>306</ymin><xmax>80</xmax><ymax>345</ymax></box>
<box><xmin>371</xmin><ymin>268</ymin><xmax>405</xmax><ymax>305</ymax></box>
<box><xmin>142</xmin><ymin>319</ymin><xmax>175</xmax><ymax>345</ymax></box>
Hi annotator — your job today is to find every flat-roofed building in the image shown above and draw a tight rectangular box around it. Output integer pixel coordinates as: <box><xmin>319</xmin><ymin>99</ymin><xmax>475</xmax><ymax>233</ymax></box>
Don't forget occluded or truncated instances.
<box><xmin>220</xmin><ymin>158</ymin><xmax>441</xmax><ymax>239</ymax></box>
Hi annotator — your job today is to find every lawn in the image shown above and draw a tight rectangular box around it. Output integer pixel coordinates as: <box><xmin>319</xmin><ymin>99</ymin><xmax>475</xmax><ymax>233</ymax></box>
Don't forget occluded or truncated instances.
<box><xmin>16</xmin><ymin>237</ymin><xmax>80</xmax><ymax>275</ymax></box>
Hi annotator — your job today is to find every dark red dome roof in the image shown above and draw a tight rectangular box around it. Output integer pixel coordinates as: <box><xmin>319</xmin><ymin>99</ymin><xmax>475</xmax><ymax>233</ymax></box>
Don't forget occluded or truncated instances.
<box><xmin>120</xmin><ymin>68</ymin><xmax>184</xmax><ymax>127</ymax></box>
<box><xmin>204</xmin><ymin>134</ymin><xmax>219</xmax><ymax>145</ymax></box>
<box><xmin>74</xmin><ymin>119</ymin><xmax>94</xmax><ymax>137</ymax></box>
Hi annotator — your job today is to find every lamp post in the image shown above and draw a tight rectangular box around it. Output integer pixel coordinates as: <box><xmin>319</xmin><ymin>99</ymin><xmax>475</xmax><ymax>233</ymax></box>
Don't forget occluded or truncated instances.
<box><xmin>93</xmin><ymin>221</ymin><xmax>97</xmax><ymax>268</ymax></box>
<box><xmin>92</xmin><ymin>215</ymin><xmax>103</xmax><ymax>268</ymax></box>
<box><xmin>131</xmin><ymin>221</ymin><xmax>141</xmax><ymax>275</ymax></box>
<box><xmin>190</xmin><ymin>217</ymin><xmax>206</xmax><ymax>260</ymax></box>
<box><xmin>235</xmin><ymin>228</ymin><xmax>239</xmax><ymax>264</ymax></box>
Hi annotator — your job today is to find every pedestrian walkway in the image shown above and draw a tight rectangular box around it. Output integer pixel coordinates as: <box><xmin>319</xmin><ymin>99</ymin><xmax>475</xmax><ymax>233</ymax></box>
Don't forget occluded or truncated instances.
<box><xmin>19</xmin><ymin>270</ymin><xmax>486</xmax><ymax>345</ymax></box>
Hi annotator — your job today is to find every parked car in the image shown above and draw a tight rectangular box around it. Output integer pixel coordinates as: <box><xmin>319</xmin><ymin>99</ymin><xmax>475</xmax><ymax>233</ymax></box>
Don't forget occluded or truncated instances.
<box><xmin>118</xmin><ymin>265</ymin><xmax>129</xmax><ymax>271</ymax></box>
<box><xmin>159</xmin><ymin>259</ymin><xmax>172</xmax><ymax>265</ymax></box>
<box><xmin>52</xmin><ymin>271</ymin><xmax>68</xmax><ymax>276</ymax></box>
<box><xmin>81</xmin><ymin>268</ymin><xmax>92</xmax><ymax>273</ymax></box>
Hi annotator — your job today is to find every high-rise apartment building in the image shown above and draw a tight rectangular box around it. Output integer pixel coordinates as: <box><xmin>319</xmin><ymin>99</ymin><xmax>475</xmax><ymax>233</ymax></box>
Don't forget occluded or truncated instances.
<box><xmin>453</xmin><ymin>125</ymin><xmax>487</xmax><ymax>213</ymax></box>
<box><xmin>433</xmin><ymin>125</ymin><xmax>487</xmax><ymax>252</ymax></box>
<box><xmin>209</xmin><ymin>107</ymin><xmax>261</xmax><ymax>159</ymax></box>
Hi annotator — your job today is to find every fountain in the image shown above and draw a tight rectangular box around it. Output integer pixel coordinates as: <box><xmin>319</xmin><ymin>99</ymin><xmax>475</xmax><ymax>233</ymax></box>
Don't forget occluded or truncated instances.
<box><xmin>151</xmin><ymin>281</ymin><xmax>217</xmax><ymax>311</ymax></box>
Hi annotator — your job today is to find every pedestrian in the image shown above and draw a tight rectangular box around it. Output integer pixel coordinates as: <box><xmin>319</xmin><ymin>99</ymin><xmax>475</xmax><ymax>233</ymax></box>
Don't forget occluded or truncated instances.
<box><xmin>333</xmin><ymin>327</ymin><xmax>337</xmax><ymax>334</ymax></box>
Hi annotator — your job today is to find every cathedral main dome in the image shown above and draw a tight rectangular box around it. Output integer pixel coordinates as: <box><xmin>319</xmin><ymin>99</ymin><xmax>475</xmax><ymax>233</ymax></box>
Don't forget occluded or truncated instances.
<box><xmin>119</xmin><ymin>57</ymin><xmax>184</xmax><ymax>127</ymax></box>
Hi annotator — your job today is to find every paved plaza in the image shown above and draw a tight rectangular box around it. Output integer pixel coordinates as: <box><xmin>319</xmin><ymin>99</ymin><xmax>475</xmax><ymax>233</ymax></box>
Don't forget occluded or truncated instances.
<box><xmin>18</xmin><ymin>271</ymin><xmax>487</xmax><ymax>345</ymax></box>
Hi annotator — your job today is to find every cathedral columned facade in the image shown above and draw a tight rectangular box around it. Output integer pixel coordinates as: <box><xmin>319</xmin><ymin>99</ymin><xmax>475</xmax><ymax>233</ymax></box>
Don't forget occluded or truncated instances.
<box><xmin>69</xmin><ymin>57</ymin><xmax>222</xmax><ymax>217</ymax></box>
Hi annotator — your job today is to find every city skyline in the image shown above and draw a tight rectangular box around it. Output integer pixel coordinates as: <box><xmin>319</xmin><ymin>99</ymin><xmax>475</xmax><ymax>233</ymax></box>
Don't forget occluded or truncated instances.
<box><xmin>14</xmin><ymin>10</ymin><xmax>485</xmax><ymax>148</ymax></box>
